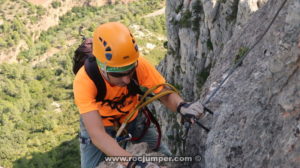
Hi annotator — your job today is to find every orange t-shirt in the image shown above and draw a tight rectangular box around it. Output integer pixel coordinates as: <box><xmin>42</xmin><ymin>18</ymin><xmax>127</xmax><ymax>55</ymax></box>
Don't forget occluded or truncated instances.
<box><xmin>73</xmin><ymin>56</ymin><xmax>166</xmax><ymax>126</ymax></box>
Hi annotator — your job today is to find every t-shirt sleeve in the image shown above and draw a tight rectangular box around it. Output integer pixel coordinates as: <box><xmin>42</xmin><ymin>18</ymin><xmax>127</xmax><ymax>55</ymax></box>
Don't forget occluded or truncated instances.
<box><xmin>136</xmin><ymin>57</ymin><xmax>166</xmax><ymax>93</ymax></box>
<box><xmin>73</xmin><ymin>67</ymin><xmax>98</xmax><ymax>114</ymax></box>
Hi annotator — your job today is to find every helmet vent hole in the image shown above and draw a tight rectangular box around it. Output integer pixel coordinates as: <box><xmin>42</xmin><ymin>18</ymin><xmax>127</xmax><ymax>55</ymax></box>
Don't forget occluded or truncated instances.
<box><xmin>132</xmin><ymin>39</ymin><xmax>135</xmax><ymax>44</ymax></box>
<box><xmin>105</xmin><ymin>47</ymin><xmax>111</xmax><ymax>51</ymax></box>
<box><xmin>99</xmin><ymin>37</ymin><xmax>103</xmax><ymax>42</ymax></box>
<box><xmin>135</xmin><ymin>45</ymin><xmax>139</xmax><ymax>51</ymax></box>
<box><xmin>105</xmin><ymin>53</ymin><xmax>112</xmax><ymax>60</ymax></box>
<box><xmin>103</xmin><ymin>41</ymin><xmax>107</xmax><ymax>46</ymax></box>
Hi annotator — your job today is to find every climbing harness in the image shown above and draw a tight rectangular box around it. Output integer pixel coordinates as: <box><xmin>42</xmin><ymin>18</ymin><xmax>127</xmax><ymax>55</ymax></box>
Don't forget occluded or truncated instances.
<box><xmin>115</xmin><ymin>83</ymin><xmax>179</xmax><ymax>150</ymax></box>
<box><xmin>116</xmin><ymin>83</ymin><xmax>179</xmax><ymax>136</ymax></box>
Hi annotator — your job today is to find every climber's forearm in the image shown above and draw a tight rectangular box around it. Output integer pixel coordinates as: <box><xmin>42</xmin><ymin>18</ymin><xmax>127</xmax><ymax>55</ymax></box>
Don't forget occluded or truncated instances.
<box><xmin>91</xmin><ymin>129</ymin><xmax>131</xmax><ymax>157</ymax></box>
<box><xmin>159</xmin><ymin>87</ymin><xmax>184</xmax><ymax>112</ymax></box>
<box><xmin>81</xmin><ymin>111</ymin><xmax>132</xmax><ymax>157</ymax></box>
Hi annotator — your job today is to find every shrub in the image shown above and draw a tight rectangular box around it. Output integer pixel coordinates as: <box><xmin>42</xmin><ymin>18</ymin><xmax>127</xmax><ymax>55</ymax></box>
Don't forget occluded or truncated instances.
<box><xmin>51</xmin><ymin>1</ymin><xmax>62</xmax><ymax>9</ymax></box>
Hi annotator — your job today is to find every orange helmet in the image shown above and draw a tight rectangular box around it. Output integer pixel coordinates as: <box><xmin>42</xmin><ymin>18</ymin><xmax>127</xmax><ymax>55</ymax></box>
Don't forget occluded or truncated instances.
<box><xmin>93</xmin><ymin>22</ymin><xmax>139</xmax><ymax>72</ymax></box>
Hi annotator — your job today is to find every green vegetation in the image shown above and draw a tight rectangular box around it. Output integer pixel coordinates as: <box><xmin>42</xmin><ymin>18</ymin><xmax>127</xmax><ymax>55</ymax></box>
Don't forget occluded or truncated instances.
<box><xmin>0</xmin><ymin>0</ymin><xmax>166</xmax><ymax>167</ymax></box>
<box><xmin>163</xmin><ymin>41</ymin><xmax>168</xmax><ymax>49</ymax></box>
<box><xmin>17</xmin><ymin>1</ymin><xmax>166</xmax><ymax>64</ymax></box>
<box><xmin>218</xmin><ymin>0</ymin><xmax>227</xmax><ymax>3</ymax></box>
<box><xmin>193</xmin><ymin>0</ymin><xmax>203</xmax><ymax>13</ymax></box>
<box><xmin>234</xmin><ymin>46</ymin><xmax>249</xmax><ymax>65</ymax></box>
<box><xmin>167</xmin><ymin>46</ymin><xmax>176</xmax><ymax>57</ymax></box>
<box><xmin>191</xmin><ymin>0</ymin><xmax>202</xmax><ymax>32</ymax></box>
<box><xmin>172</xmin><ymin>0</ymin><xmax>203</xmax><ymax>33</ymax></box>
<box><xmin>175</xmin><ymin>3</ymin><xmax>183</xmax><ymax>14</ymax></box>
<box><xmin>14</xmin><ymin>138</ymin><xmax>80</xmax><ymax>168</ymax></box>
<box><xmin>226</xmin><ymin>0</ymin><xmax>239</xmax><ymax>22</ymax></box>
<box><xmin>0</xmin><ymin>0</ymin><xmax>46</xmax><ymax>48</ymax></box>
<box><xmin>178</xmin><ymin>10</ymin><xmax>192</xmax><ymax>27</ymax></box>
<box><xmin>171</xmin><ymin>83</ymin><xmax>183</xmax><ymax>91</ymax></box>
<box><xmin>0</xmin><ymin>48</ymin><xmax>78</xmax><ymax>167</ymax></box>
<box><xmin>0</xmin><ymin>18</ymin><xmax>28</xmax><ymax>48</ymax></box>
<box><xmin>51</xmin><ymin>1</ymin><xmax>62</xmax><ymax>9</ymax></box>
<box><xmin>174</xmin><ymin>0</ymin><xmax>202</xmax><ymax>32</ymax></box>
<box><xmin>197</xmin><ymin>64</ymin><xmax>211</xmax><ymax>89</ymax></box>
<box><xmin>207</xmin><ymin>39</ymin><xmax>214</xmax><ymax>51</ymax></box>
<box><xmin>134</xmin><ymin>14</ymin><xmax>167</xmax><ymax>65</ymax></box>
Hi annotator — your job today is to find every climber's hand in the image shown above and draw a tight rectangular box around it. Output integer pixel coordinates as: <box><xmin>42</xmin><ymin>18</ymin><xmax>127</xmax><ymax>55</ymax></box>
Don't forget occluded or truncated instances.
<box><xmin>127</xmin><ymin>160</ymin><xmax>160</xmax><ymax>168</ymax></box>
<box><xmin>177</xmin><ymin>101</ymin><xmax>205</xmax><ymax>122</ymax></box>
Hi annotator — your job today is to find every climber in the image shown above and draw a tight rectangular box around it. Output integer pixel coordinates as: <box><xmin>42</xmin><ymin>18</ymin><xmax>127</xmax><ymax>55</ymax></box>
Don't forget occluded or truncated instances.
<box><xmin>73</xmin><ymin>22</ymin><xmax>205</xmax><ymax>168</ymax></box>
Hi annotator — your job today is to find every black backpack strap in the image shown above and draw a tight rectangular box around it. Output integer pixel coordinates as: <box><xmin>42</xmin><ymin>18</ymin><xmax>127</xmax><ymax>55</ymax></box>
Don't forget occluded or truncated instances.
<box><xmin>127</xmin><ymin>72</ymin><xmax>145</xmax><ymax>96</ymax></box>
<box><xmin>84</xmin><ymin>58</ymin><xmax>146</xmax><ymax>112</ymax></box>
<box><xmin>84</xmin><ymin>56</ymin><xmax>106</xmax><ymax>102</ymax></box>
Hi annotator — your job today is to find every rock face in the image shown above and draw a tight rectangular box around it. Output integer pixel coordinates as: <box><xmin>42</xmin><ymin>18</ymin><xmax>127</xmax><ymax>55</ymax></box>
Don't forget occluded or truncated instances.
<box><xmin>157</xmin><ymin>0</ymin><xmax>300</xmax><ymax>167</ymax></box>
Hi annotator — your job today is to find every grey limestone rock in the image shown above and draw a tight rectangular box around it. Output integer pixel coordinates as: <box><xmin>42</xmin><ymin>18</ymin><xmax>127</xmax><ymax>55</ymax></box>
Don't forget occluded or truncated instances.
<box><xmin>156</xmin><ymin>0</ymin><xmax>300</xmax><ymax>167</ymax></box>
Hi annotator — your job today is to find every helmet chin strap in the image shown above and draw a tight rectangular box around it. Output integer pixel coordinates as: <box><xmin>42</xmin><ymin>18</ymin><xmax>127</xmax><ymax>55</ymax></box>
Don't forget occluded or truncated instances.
<box><xmin>99</xmin><ymin>69</ymin><xmax>112</xmax><ymax>84</ymax></box>
<box><xmin>99</xmin><ymin>63</ymin><xmax>112</xmax><ymax>83</ymax></box>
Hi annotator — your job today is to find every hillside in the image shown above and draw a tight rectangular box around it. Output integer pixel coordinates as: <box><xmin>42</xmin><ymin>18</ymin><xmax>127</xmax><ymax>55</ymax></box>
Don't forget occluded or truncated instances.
<box><xmin>2</xmin><ymin>0</ymin><xmax>297</xmax><ymax>168</ymax></box>
<box><xmin>0</xmin><ymin>0</ymin><xmax>135</xmax><ymax>63</ymax></box>
<box><xmin>0</xmin><ymin>0</ymin><xmax>166</xmax><ymax>167</ymax></box>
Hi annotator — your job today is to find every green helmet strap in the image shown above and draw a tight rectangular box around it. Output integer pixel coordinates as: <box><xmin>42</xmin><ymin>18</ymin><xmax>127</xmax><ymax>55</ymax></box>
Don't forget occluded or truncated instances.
<box><xmin>96</xmin><ymin>58</ymin><xmax>136</xmax><ymax>72</ymax></box>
